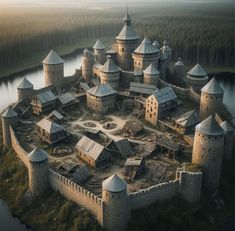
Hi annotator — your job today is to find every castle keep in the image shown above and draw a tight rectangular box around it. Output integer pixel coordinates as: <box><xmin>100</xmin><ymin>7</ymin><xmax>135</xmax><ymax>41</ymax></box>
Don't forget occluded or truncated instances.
<box><xmin>1</xmin><ymin>10</ymin><xmax>234</xmax><ymax>231</ymax></box>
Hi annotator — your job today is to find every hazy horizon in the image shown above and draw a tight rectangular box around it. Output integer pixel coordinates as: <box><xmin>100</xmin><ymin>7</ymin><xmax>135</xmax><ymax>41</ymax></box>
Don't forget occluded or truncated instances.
<box><xmin>0</xmin><ymin>0</ymin><xmax>234</xmax><ymax>8</ymax></box>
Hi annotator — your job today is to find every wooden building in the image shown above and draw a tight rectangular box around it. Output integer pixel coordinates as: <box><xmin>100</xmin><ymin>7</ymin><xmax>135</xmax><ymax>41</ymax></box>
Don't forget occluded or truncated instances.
<box><xmin>145</xmin><ymin>86</ymin><xmax>177</xmax><ymax>126</ymax></box>
<box><xmin>31</xmin><ymin>90</ymin><xmax>57</xmax><ymax>115</ymax></box>
<box><xmin>156</xmin><ymin>138</ymin><xmax>180</xmax><ymax>159</ymax></box>
<box><xmin>36</xmin><ymin>117</ymin><xmax>68</xmax><ymax>144</ymax></box>
<box><xmin>76</xmin><ymin>135</ymin><xmax>111</xmax><ymax>168</ymax></box>
<box><xmin>57</xmin><ymin>92</ymin><xmax>77</xmax><ymax>109</ymax></box>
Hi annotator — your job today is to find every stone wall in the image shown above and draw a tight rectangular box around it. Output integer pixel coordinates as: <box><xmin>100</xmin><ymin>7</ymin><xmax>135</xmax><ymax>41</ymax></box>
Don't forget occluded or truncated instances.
<box><xmin>120</xmin><ymin>70</ymin><xmax>133</xmax><ymax>89</ymax></box>
<box><xmin>159</xmin><ymin>79</ymin><xmax>189</xmax><ymax>97</ymax></box>
<box><xmin>189</xmin><ymin>87</ymin><xmax>200</xmax><ymax>105</ymax></box>
<box><xmin>10</xmin><ymin>127</ymin><xmax>29</xmax><ymax>167</ymax></box>
<box><xmin>129</xmin><ymin>180</ymin><xmax>179</xmax><ymax>210</ymax></box>
<box><xmin>49</xmin><ymin>170</ymin><xmax>103</xmax><ymax>225</ymax></box>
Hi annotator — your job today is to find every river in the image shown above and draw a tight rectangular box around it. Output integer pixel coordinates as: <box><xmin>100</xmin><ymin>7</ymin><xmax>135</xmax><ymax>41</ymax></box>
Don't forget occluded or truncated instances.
<box><xmin>0</xmin><ymin>52</ymin><xmax>234</xmax><ymax>230</ymax></box>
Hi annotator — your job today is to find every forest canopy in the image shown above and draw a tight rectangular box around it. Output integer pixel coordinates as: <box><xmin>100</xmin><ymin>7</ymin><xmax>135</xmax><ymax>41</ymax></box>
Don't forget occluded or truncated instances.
<box><xmin>0</xmin><ymin>3</ymin><xmax>234</xmax><ymax>68</ymax></box>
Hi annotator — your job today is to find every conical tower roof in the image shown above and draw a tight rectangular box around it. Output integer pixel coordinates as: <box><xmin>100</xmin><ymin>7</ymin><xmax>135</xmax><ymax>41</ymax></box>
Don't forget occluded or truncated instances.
<box><xmin>28</xmin><ymin>148</ymin><xmax>48</xmax><ymax>163</ymax></box>
<box><xmin>143</xmin><ymin>63</ymin><xmax>160</xmax><ymax>75</ymax></box>
<box><xmin>102</xmin><ymin>174</ymin><xmax>127</xmax><ymax>192</ymax></box>
<box><xmin>101</xmin><ymin>55</ymin><xmax>120</xmax><ymax>73</ymax></box>
<box><xmin>153</xmin><ymin>40</ymin><xmax>160</xmax><ymax>47</ymax></box>
<box><xmin>17</xmin><ymin>78</ymin><xmax>33</xmax><ymax>89</ymax></box>
<box><xmin>42</xmin><ymin>50</ymin><xmax>64</xmax><ymax>65</ymax></box>
<box><xmin>123</xmin><ymin>11</ymin><xmax>131</xmax><ymax>23</ymax></box>
<box><xmin>187</xmin><ymin>64</ymin><xmax>207</xmax><ymax>77</ymax></box>
<box><xmin>134</xmin><ymin>37</ymin><xmax>159</xmax><ymax>54</ymax></box>
<box><xmin>220</xmin><ymin>121</ymin><xmax>234</xmax><ymax>133</ymax></box>
<box><xmin>196</xmin><ymin>114</ymin><xmax>224</xmax><ymax>136</ymax></box>
<box><xmin>175</xmin><ymin>57</ymin><xmax>184</xmax><ymax>66</ymax></box>
<box><xmin>201</xmin><ymin>77</ymin><xmax>224</xmax><ymax>95</ymax></box>
<box><xmin>1</xmin><ymin>107</ymin><xmax>17</xmax><ymax>118</ymax></box>
<box><xmin>93</xmin><ymin>40</ymin><xmax>105</xmax><ymax>50</ymax></box>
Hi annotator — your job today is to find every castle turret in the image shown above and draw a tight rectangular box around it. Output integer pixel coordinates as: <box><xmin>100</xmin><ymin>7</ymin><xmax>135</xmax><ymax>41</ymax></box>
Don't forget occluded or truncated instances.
<box><xmin>28</xmin><ymin>148</ymin><xmax>49</xmax><ymax>197</ymax></box>
<box><xmin>186</xmin><ymin>64</ymin><xmax>208</xmax><ymax>93</ymax></box>
<box><xmin>116</xmin><ymin>11</ymin><xmax>139</xmax><ymax>70</ymax></box>
<box><xmin>192</xmin><ymin>115</ymin><xmax>224</xmax><ymax>191</ymax></box>
<box><xmin>152</xmin><ymin>40</ymin><xmax>160</xmax><ymax>49</ymax></box>
<box><xmin>200</xmin><ymin>77</ymin><xmax>224</xmax><ymax>119</ymax></box>
<box><xmin>1</xmin><ymin>107</ymin><xmax>18</xmax><ymax>146</ymax></box>
<box><xmin>161</xmin><ymin>40</ymin><xmax>172</xmax><ymax>64</ymax></box>
<box><xmin>93</xmin><ymin>40</ymin><xmax>106</xmax><ymax>65</ymax></box>
<box><xmin>81</xmin><ymin>48</ymin><xmax>94</xmax><ymax>82</ymax></box>
<box><xmin>173</xmin><ymin>58</ymin><xmax>186</xmax><ymax>85</ymax></box>
<box><xmin>17</xmin><ymin>77</ymin><xmax>34</xmax><ymax>101</ymax></box>
<box><xmin>159</xmin><ymin>52</ymin><xmax>168</xmax><ymax>81</ymax></box>
<box><xmin>132</xmin><ymin>37</ymin><xmax>160</xmax><ymax>71</ymax></box>
<box><xmin>143</xmin><ymin>62</ymin><xmax>160</xmax><ymax>86</ymax></box>
<box><xmin>100</xmin><ymin>55</ymin><xmax>120</xmax><ymax>89</ymax></box>
<box><xmin>42</xmin><ymin>50</ymin><xmax>64</xmax><ymax>87</ymax></box>
<box><xmin>102</xmin><ymin>175</ymin><xmax>130</xmax><ymax>231</ymax></box>
<box><xmin>220</xmin><ymin>121</ymin><xmax>234</xmax><ymax>161</ymax></box>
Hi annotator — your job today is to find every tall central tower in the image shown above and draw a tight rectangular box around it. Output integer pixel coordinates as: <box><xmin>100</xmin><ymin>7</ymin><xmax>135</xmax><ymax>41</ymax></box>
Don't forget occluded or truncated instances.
<box><xmin>116</xmin><ymin>11</ymin><xmax>139</xmax><ymax>71</ymax></box>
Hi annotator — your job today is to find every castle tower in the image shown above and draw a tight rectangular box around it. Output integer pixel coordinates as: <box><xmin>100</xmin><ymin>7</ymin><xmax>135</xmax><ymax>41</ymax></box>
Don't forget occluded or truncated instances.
<box><xmin>133</xmin><ymin>69</ymin><xmax>143</xmax><ymax>83</ymax></box>
<box><xmin>28</xmin><ymin>148</ymin><xmax>49</xmax><ymax>197</ymax></box>
<box><xmin>42</xmin><ymin>50</ymin><xmax>64</xmax><ymax>87</ymax></box>
<box><xmin>17</xmin><ymin>77</ymin><xmax>34</xmax><ymax>101</ymax></box>
<box><xmin>192</xmin><ymin>115</ymin><xmax>224</xmax><ymax>191</ymax></box>
<box><xmin>1</xmin><ymin>107</ymin><xmax>18</xmax><ymax>146</ymax></box>
<box><xmin>102</xmin><ymin>175</ymin><xmax>130</xmax><ymax>231</ymax></box>
<box><xmin>159</xmin><ymin>52</ymin><xmax>168</xmax><ymax>81</ymax></box>
<box><xmin>161</xmin><ymin>40</ymin><xmax>172</xmax><ymax>64</ymax></box>
<box><xmin>116</xmin><ymin>11</ymin><xmax>139</xmax><ymax>70</ymax></box>
<box><xmin>199</xmin><ymin>77</ymin><xmax>224</xmax><ymax>119</ymax></box>
<box><xmin>100</xmin><ymin>55</ymin><xmax>120</xmax><ymax>89</ymax></box>
<box><xmin>132</xmin><ymin>37</ymin><xmax>160</xmax><ymax>71</ymax></box>
<box><xmin>173</xmin><ymin>57</ymin><xmax>186</xmax><ymax>85</ymax></box>
<box><xmin>143</xmin><ymin>62</ymin><xmax>160</xmax><ymax>86</ymax></box>
<box><xmin>186</xmin><ymin>64</ymin><xmax>208</xmax><ymax>93</ymax></box>
<box><xmin>220</xmin><ymin>121</ymin><xmax>234</xmax><ymax>161</ymax></box>
<box><xmin>93</xmin><ymin>39</ymin><xmax>106</xmax><ymax>65</ymax></box>
<box><xmin>81</xmin><ymin>48</ymin><xmax>94</xmax><ymax>82</ymax></box>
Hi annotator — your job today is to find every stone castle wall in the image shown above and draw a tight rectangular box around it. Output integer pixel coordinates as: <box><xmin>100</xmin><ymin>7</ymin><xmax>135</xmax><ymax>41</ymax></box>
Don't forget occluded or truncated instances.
<box><xmin>10</xmin><ymin>127</ymin><xmax>29</xmax><ymax>167</ymax></box>
<box><xmin>49</xmin><ymin>170</ymin><xmax>103</xmax><ymax>225</ymax></box>
<box><xmin>129</xmin><ymin>180</ymin><xmax>179</xmax><ymax>210</ymax></box>
<box><xmin>120</xmin><ymin>70</ymin><xmax>133</xmax><ymax>89</ymax></box>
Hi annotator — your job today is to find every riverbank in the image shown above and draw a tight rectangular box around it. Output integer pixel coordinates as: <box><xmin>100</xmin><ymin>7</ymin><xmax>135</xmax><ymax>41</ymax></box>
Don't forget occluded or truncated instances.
<box><xmin>0</xmin><ymin>36</ymin><xmax>114</xmax><ymax>80</ymax></box>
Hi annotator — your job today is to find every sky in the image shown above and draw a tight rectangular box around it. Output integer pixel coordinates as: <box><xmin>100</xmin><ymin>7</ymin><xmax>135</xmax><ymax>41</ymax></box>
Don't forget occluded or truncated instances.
<box><xmin>0</xmin><ymin>0</ymin><xmax>233</xmax><ymax>7</ymax></box>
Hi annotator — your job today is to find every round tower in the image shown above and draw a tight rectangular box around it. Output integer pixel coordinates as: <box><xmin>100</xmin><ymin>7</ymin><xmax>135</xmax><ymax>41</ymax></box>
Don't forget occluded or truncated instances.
<box><xmin>81</xmin><ymin>48</ymin><xmax>94</xmax><ymax>82</ymax></box>
<box><xmin>220</xmin><ymin>121</ymin><xmax>234</xmax><ymax>161</ymax></box>
<box><xmin>161</xmin><ymin>40</ymin><xmax>172</xmax><ymax>64</ymax></box>
<box><xmin>100</xmin><ymin>55</ymin><xmax>120</xmax><ymax>89</ymax></box>
<box><xmin>93</xmin><ymin>39</ymin><xmax>106</xmax><ymax>65</ymax></box>
<box><xmin>28</xmin><ymin>148</ymin><xmax>49</xmax><ymax>197</ymax></box>
<box><xmin>173</xmin><ymin>57</ymin><xmax>186</xmax><ymax>85</ymax></box>
<box><xmin>17</xmin><ymin>77</ymin><xmax>34</xmax><ymax>101</ymax></box>
<box><xmin>116</xmin><ymin>11</ymin><xmax>139</xmax><ymax>70</ymax></box>
<box><xmin>186</xmin><ymin>64</ymin><xmax>208</xmax><ymax>93</ymax></box>
<box><xmin>143</xmin><ymin>62</ymin><xmax>160</xmax><ymax>86</ymax></box>
<box><xmin>42</xmin><ymin>49</ymin><xmax>64</xmax><ymax>87</ymax></box>
<box><xmin>132</xmin><ymin>37</ymin><xmax>160</xmax><ymax>71</ymax></box>
<box><xmin>192</xmin><ymin>115</ymin><xmax>224</xmax><ymax>191</ymax></box>
<box><xmin>102</xmin><ymin>175</ymin><xmax>130</xmax><ymax>231</ymax></box>
<box><xmin>200</xmin><ymin>77</ymin><xmax>224</xmax><ymax>119</ymax></box>
<box><xmin>159</xmin><ymin>52</ymin><xmax>168</xmax><ymax>81</ymax></box>
<box><xmin>1</xmin><ymin>107</ymin><xmax>18</xmax><ymax>146</ymax></box>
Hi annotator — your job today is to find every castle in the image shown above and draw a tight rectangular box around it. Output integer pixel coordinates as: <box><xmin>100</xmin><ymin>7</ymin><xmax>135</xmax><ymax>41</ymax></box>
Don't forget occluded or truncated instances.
<box><xmin>1</xmin><ymin>11</ymin><xmax>234</xmax><ymax>231</ymax></box>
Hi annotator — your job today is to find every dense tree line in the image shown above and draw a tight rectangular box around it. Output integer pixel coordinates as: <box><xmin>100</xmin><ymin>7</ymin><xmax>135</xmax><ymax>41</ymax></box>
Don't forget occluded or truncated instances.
<box><xmin>0</xmin><ymin>4</ymin><xmax>234</xmax><ymax>68</ymax></box>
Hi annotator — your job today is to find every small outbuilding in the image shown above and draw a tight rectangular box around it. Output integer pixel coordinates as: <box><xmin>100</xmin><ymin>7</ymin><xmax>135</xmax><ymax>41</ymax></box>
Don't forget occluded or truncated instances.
<box><xmin>172</xmin><ymin>110</ymin><xmax>200</xmax><ymax>134</ymax></box>
<box><xmin>123</xmin><ymin>120</ymin><xmax>144</xmax><ymax>137</ymax></box>
<box><xmin>57</xmin><ymin>92</ymin><xmax>77</xmax><ymax>109</ymax></box>
<box><xmin>76</xmin><ymin>135</ymin><xmax>111</xmax><ymax>168</ymax></box>
<box><xmin>48</xmin><ymin>110</ymin><xmax>64</xmax><ymax>123</ymax></box>
<box><xmin>36</xmin><ymin>117</ymin><xmax>68</xmax><ymax>144</ymax></box>
<box><xmin>129</xmin><ymin>82</ymin><xmax>156</xmax><ymax>96</ymax></box>
<box><xmin>156</xmin><ymin>138</ymin><xmax>180</xmax><ymax>159</ymax></box>
<box><xmin>124</xmin><ymin>157</ymin><xmax>145</xmax><ymax>181</ymax></box>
